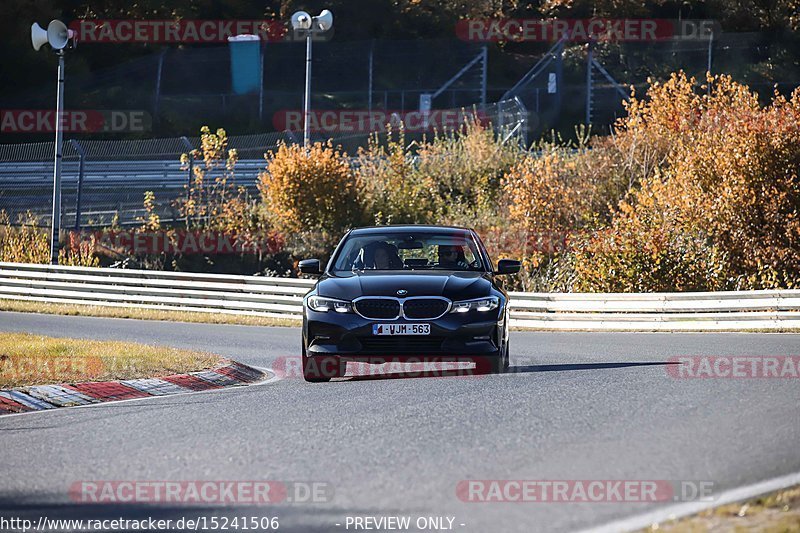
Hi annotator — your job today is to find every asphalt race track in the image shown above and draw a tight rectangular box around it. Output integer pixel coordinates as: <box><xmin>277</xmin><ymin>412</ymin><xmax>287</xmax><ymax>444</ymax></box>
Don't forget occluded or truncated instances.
<box><xmin>1</xmin><ymin>311</ymin><xmax>799</xmax><ymax>532</ymax></box>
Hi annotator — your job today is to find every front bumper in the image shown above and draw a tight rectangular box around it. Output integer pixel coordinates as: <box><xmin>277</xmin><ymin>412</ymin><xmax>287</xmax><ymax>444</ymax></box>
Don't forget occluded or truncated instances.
<box><xmin>304</xmin><ymin>307</ymin><xmax>504</xmax><ymax>363</ymax></box>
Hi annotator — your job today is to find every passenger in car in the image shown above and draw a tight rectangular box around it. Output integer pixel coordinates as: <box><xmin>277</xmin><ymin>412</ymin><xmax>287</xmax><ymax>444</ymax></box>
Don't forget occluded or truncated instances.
<box><xmin>354</xmin><ymin>242</ymin><xmax>403</xmax><ymax>270</ymax></box>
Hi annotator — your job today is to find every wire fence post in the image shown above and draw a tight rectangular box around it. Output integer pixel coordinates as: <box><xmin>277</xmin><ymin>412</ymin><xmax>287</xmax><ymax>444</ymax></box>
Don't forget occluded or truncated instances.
<box><xmin>481</xmin><ymin>46</ymin><xmax>488</xmax><ymax>106</ymax></box>
<box><xmin>259</xmin><ymin>40</ymin><xmax>265</xmax><ymax>122</ymax></box>
<box><xmin>303</xmin><ymin>30</ymin><xmax>313</xmax><ymax>151</ymax></box>
<box><xmin>555</xmin><ymin>39</ymin><xmax>564</xmax><ymax>113</ymax></box>
<box><xmin>153</xmin><ymin>50</ymin><xmax>165</xmax><ymax>129</ymax></box>
<box><xmin>707</xmin><ymin>29</ymin><xmax>714</xmax><ymax>94</ymax></box>
<box><xmin>180</xmin><ymin>136</ymin><xmax>194</xmax><ymax>209</ymax></box>
<box><xmin>585</xmin><ymin>41</ymin><xmax>594</xmax><ymax>125</ymax></box>
<box><xmin>69</xmin><ymin>139</ymin><xmax>86</xmax><ymax>230</ymax></box>
<box><xmin>516</xmin><ymin>97</ymin><xmax>529</xmax><ymax>148</ymax></box>
<box><xmin>368</xmin><ymin>40</ymin><xmax>374</xmax><ymax>113</ymax></box>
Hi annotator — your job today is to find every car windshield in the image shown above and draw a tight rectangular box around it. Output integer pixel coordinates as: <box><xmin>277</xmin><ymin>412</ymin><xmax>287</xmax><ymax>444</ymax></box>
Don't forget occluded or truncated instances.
<box><xmin>332</xmin><ymin>231</ymin><xmax>484</xmax><ymax>272</ymax></box>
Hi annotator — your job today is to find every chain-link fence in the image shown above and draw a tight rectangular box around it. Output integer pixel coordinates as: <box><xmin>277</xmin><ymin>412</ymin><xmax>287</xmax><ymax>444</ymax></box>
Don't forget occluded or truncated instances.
<box><xmin>1</xmin><ymin>32</ymin><xmax>796</xmax><ymax>143</ymax></box>
<box><xmin>496</xmin><ymin>32</ymin><xmax>798</xmax><ymax>133</ymax></box>
<box><xmin>0</xmin><ymin>98</ymin><xmax>528</xmax><ymax>229</ymax></box>
<box><xmin>1</xmin><ymin>38</ymin><xmax>492</xmax><ymax>140</ymax></box>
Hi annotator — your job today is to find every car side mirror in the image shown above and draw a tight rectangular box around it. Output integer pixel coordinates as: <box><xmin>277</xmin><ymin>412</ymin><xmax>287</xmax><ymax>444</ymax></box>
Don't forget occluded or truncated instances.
<box><xmin>495</xmin><ymin>259</ymin><xmax>521</xmax><ymax>275</ymax></box>
<box><xmin>298</xmin><ymin>259</ymin><xmax>322</xmax><ymax>276</ymax></box>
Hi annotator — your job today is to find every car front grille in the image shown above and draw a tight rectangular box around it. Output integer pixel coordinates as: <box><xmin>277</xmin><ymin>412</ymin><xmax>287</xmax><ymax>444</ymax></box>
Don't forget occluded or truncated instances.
<box><xmin>403</xmin><ymin>298</ymin><xmax>449</xmax><ymax>319</ymax></box>
<box><xmin>358</xmin><ymin>336</ymin><xmax>445</xmax><ymax>354</ymax></box>
<box><xmin>355</xmin><ymin>298</ymin><xmax>401</xmax><ymax>319</ymax></box>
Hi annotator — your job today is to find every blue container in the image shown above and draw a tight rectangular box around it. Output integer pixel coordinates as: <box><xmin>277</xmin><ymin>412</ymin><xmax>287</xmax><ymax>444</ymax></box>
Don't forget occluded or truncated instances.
<box><xmin>228</xmin><ymin>35</ymin><xmax>262</xmax><ymax>95</ymax></box>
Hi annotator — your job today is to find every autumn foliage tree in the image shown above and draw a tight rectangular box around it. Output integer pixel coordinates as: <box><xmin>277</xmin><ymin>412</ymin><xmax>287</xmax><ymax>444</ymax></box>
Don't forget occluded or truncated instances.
<box><xmin>573</xmin><ymin>72</ymin><xmax>800</xmax><ymax>291</ymax></box>
<box><xmin>499</xmin><ymin>130</ymin><xmax>623</xmax><ymax>291</ymax></box>
<box><xmin>258</xmin><ymin>141</ymin><xmax>361</xmax><ymax>257</ymax></box>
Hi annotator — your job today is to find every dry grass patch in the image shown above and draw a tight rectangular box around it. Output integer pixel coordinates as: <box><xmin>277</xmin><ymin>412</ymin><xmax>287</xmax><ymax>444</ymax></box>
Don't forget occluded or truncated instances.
<box><xmin>0</xmin><ymin>332</ymin><xmax>221</xmax><ymax>388</ymax></box>
<box><xmin>645</xmin><ymin>485</ymin><xmax>800</xmax><ymax>532</ymax></box>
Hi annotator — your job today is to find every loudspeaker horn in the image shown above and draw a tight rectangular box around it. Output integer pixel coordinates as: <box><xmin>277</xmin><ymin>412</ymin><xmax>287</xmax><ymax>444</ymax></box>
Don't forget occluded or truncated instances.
<box><xmin>31</xmin><ymin>23</ymin><xmax>49</xmax><ymax>51</ymax></box>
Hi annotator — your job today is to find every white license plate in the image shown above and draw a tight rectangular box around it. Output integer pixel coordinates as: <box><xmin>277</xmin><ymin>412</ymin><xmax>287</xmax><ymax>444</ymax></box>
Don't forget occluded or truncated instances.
<box><xmin>372</xmin><ymin>323</ymin><xmax>431</xmax><ymax>336</ymax></box>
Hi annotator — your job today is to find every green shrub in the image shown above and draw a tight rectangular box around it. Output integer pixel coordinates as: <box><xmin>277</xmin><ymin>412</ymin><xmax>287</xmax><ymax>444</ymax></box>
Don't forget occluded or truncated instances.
<box><xmin>356</xmin><ymin>119</ymin><xmax>521</xmax><ymax>229</ymax></box>
<box><xmin>355</xmin><ymin>127</ymin><xmax>441</xmax><ymax>225</ymax></box>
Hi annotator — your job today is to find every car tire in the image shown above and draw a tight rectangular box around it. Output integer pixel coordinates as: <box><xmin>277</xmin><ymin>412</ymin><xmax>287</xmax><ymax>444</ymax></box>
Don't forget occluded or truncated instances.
<box><xmin>302</xmin><ymin>348</ymin><xmax>346</xmax><ymax>382</ymax></box>
<box><xmin>476</xmin><ymin>342</ymin><xmax>508</xmax><ymax>375</ymax></box>
<box><xmin>490</xmin><ymin>338</ymin><xmax>510</xmax><ymax>374</ymax></box>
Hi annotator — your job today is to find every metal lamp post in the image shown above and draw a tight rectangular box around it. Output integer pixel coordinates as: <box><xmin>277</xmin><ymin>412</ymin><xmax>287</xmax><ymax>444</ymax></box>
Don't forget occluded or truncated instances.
<box><xmin>51</xmin><ymin>49</ymin><xmax>65</xmax><ymax>264</ymax></box>
<box><xmin>291</xmin><ymin>10</ymin><xmax>333</xmax><ymax>150</ymax></box>
<box><xmin>31</xmin><ymin>20</ymin><xmax>74</xmax><ymax>264</ymax></box>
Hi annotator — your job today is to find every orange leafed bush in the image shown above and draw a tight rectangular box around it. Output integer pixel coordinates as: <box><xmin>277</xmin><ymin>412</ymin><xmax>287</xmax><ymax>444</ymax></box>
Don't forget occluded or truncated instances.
<box><xmin>503</xmin><ymin>152</ymin><xmax>589</xmax><ymax>238</ymax></box>
<box><xmin>355</xmin><ymin>119</ymin><xmax>518</xmax><ymax>226</ymax></box>
<box><xmin>499</xmin><ymin>131</ymin><xmax>621</xmax><ymax>291</ymax></box>
<box><xmin>501</xmin><ymin>151</ymin><xmax>589</xmax><ymax>286</ymax></box>
<box><xmin>0</xmin><ymin>211</ymin><xmax>49</xmax><ymax>264</ymax></box>
<box><xmin>258</xmin><ymin>141</ymin><xmax>361</xmax><ymax>250</ymax></box>
<box><xmin>574</xmin><ymin>72</ymin><xmax>800</xmax><ymax>291</ymax></box>
<box><xmin>0</xmin><ymin>211</ymin><xmax>98</xmax><ymax>267</ymax></box>
<box><xmin>355</xmin><ymin>126</ymin><xmax>440</xmax><ymax>225</ymax></box>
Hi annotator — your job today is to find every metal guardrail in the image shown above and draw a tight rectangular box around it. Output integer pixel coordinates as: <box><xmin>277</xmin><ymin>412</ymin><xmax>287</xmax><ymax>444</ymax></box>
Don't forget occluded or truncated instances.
<box><xmin>0</xmin><ymin>159</ymin><xmax>267</xmax><ymax>228</ymax></box>
<box><xmin>1</xmin><ymin>262</ymin><xmax>799</xmax><ymax>330</ymax></box>
<box><xmin>0</xmin><ymin>99</ymin><xmax>529</xmax><ymax>228</ymax></box>
<box><xmin>507</xmin><ymin>291</ymin><xmax>800</xmax><ymax>330</ymax></box>
<box><xmin>0</xmin><ymin>262</ymin><xmax>312</xmax><ymax>320</ymax></box>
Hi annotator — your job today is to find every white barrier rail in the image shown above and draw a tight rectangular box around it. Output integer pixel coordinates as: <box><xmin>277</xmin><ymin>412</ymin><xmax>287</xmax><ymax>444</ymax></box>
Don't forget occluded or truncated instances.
<box><xmin>1</xmin><ymin>262</ymin><xmax>799</xmax><ymax>330</ymax></box>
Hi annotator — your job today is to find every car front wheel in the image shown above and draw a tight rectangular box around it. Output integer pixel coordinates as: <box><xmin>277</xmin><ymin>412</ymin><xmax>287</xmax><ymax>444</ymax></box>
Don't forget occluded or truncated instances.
<box><xmin>477</xmin><ymin>340</ymin><xmax>508</xmax><ymax>375</ymax></box>
<box><xmin>302</xmin><ymin>348</ymin><xmax>347</xmax><ymax>382</ymax></box>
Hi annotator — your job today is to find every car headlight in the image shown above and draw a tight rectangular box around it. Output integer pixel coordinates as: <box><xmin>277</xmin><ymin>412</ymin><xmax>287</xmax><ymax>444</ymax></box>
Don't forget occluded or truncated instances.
<box><xmin>306</xmin><ymin>295</ymin><xmax>353</xmax><ymax>313</ymax></box>
<box><xmin>450</xmin><ymin>296</ymin><xmax>500</xmax><ymax>313</ymax></box>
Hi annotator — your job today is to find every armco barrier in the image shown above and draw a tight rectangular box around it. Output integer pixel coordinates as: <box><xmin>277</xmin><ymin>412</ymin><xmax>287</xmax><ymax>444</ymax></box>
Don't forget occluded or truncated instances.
<box><xmin>1</xmin><ymin>262</ymin><xmax>799</xmax><ymax>330</ymax></box>
<box><xmin>508</xmin><ymin>291</ymin><xmax>800</xmax><ymax>330</ymax></box>
<box><xmin>0</xmin><ymin>262</ymin><xmax>313</xmax><ymax>320</ymax></box>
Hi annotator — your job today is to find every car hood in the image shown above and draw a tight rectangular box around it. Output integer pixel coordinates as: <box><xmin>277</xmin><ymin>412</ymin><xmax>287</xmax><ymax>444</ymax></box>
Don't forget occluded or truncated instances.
<box><xmin>316</xmin><ymin>271</ymin><xmax>493</xmax><ymax>301</ymax></box>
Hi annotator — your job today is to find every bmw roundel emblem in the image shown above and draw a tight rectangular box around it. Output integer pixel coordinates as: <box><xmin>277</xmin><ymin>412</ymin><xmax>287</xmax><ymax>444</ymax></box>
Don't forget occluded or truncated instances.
<box><xmin>396</xmin><ymin>289</ymin><xmax>408</xmax><ymax>297</ymax></box>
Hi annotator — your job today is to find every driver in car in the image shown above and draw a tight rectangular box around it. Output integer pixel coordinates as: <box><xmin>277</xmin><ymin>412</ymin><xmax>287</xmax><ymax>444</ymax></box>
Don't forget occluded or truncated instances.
<box><xmin>373</xmin><ymin>246</ymin><xmax>392</xmax><ymax>269</ymax></box>
<box><xmin>437</xmin><ymin>244</ymin><xmax>468</xmax><ymax>269</ymax></box>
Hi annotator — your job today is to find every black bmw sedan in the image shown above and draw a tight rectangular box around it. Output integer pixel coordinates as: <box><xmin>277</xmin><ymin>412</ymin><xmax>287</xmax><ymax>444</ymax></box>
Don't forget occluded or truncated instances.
<box><xmin>298</xmin><ymin>225</ymin><xmax>520</xmax><ymax>382</ymax></box>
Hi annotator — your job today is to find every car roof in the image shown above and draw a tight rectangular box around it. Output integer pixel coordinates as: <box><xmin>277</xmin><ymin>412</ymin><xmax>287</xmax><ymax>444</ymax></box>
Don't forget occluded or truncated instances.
<box><xmin>348</xmin><ymin>225</ymin><xmax>475</xmax><ymax>235</ymax></box>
